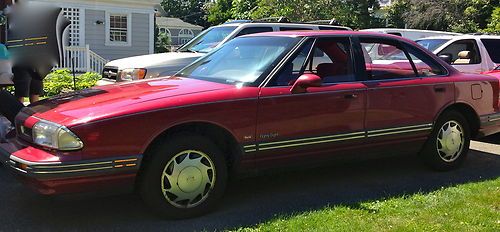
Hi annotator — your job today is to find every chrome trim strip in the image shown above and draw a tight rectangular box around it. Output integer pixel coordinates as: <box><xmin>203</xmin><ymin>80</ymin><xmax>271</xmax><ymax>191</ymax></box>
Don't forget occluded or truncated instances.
<box><xmin>259</xmin><ymin>135</ymin><xmax>366</xmax><ymax>151</ymax></box>
<box><xmin>244</xmin><ymin>149</ymin><xmax>257</xmax><ymax>153</ymax></box>
<box><xmin>260</xmin><ymin>131</ymin><xmax>365</xmax><ymax>147</ymax></box>
<box><xmin>32</xmin><ymin>166</ymin><xmax>114</xmax><ymax>174</ymax></box>
<box><xmin>34</xmin><ymin>161</ymin><xmax>113</xmax><ymax>169</ymax></box>
<box><xmin>368</xmin><ymin>124</ymin><xmax>433</xmax><ymax>134</ymax></box>
<box><xmin>243</xmin><ymin>144</ymin><xmax>257</xmax><ymax>149</ymax></box>
<box><xmin>367</xmin><ymin>127</ymin><xmax>432</xmax><ymax>138</ymax></box>
<box><xmin>9</xmin><ymin>155</ymin><xmax>63</xmax><ymax>166</ymax></box>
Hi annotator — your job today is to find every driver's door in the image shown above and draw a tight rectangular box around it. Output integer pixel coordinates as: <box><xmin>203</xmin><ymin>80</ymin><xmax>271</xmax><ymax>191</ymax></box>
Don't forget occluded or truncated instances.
<box><xmin>253</xmin><ymin>37</ymin><xmax>367</xmax><ymax>169</ymax></box>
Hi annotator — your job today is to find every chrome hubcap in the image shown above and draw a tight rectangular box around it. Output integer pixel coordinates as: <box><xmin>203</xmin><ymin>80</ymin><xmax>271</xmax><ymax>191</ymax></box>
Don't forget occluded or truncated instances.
<box><xmin>436</xmin><ymin>120</ymin><xmax>464</xmax><ymax>162</ymax></box>
<box><xmin>161</xmin><ymin>150</ymin><xmax>215</xmax><ymax>208</ymax></box>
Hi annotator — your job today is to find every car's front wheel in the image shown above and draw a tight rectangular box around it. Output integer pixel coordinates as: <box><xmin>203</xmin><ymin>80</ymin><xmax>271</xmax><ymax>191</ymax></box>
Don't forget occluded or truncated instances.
<box><xmin>140</xmin><ymin>134</ymin><xmax>227</xmax><ymax>219</ymax></box>
<box><xmin>421</xmin><ymin>110</ymin><xmax>471</xmax><ymax>171</ymax></box>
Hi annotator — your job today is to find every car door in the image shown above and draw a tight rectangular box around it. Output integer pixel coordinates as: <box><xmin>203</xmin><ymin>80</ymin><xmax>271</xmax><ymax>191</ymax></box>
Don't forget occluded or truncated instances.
<box><xmin>359</xmin><ymin>37</ymin><xmax>454</xmax><ymax>151</ymax></box>
<box><xmin>253</xmin><ymin>37</ymin><xmax>367</xmax><ymax>169</ymax></box>
<box><xmin>437</xmin><ymin>39</ymin><xmax>485</xmax><ymax>73</ymax></box>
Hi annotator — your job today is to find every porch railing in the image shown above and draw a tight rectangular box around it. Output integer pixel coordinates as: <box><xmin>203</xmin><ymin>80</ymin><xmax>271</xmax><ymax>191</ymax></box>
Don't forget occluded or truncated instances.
<box><xmin>57</xmin><ymin>45</ymin><xmax>108</xmax><ymax>73</ymax></box>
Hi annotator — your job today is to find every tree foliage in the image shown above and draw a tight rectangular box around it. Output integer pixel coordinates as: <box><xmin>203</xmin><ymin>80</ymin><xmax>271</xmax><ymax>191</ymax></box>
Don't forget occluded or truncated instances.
<box><xmin>484</xmin><ymin>7</ymin><xmax>500</xmax><ymax>33</ymax></box>
<box><xmin>386</xmin><ymin>0</ymin><xmax>500</xmax><ymax>33</ymax></box>
<box><xmin>161</xmin><ymin>0</ymin><xmax>210</xmax><ymax>27</ymax></box>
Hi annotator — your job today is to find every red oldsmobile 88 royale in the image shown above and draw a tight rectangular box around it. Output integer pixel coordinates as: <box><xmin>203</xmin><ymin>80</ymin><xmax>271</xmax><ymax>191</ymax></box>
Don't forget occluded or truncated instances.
<box><xmin>1</xmin><ymin>31</ymin><xmax>499</xmax><ymax>218</ymax></box>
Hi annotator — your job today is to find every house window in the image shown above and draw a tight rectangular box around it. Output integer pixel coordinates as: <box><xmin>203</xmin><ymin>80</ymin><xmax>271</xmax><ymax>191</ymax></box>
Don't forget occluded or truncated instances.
<box><xmin>179</xmin><ymin>29</ymin><xmax>194</xmax><ymax>44</ymax></box>
<box><xmin>159</xmin><ymin>27</ymin><xmax>171</xmax><ymax>36</ymax></box>
<box><xmin>106</xmin><ymin>12</ymin><xmax>131</xmax><ymax>46</ymax></box>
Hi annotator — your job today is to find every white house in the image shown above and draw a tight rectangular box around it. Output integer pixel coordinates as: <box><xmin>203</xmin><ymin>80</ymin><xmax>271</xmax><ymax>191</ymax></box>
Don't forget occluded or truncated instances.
<box><xmin>23</xmin><ymin>0</ymin><xmax>161</xmax><ymax>73</ymax></box>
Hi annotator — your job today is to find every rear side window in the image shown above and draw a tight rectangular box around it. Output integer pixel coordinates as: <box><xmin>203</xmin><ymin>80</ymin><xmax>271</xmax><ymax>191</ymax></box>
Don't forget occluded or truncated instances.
<box><xmin>236</xmin><ymin>27</ymin><xmax>273</xmax><ymax>37</ymax></box>
<box><xmin>279</xmin><ymin>27</ymin><xmax>313</xmax><ymax>31</ymax></box>
<box><xmin>360</xmin><ymin>38</ymin><xmax>446</xmax><ymax>80</ymax></box>
<box><xmin>481</xmin><ymin>39</ymin><xmax>500</xmax><ymax>63</ymax></box>
<box><xmin>319</xmin><ymin>26</ymin><xmax>349</xmax><ymax>31</ymax></box>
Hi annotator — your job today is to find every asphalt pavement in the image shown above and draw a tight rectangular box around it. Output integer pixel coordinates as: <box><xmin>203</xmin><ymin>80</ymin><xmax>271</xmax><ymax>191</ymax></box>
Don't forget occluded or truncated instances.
<box><xmin>0</xmin><ymin>134</ymin><xmax>499</xmax><ymax>232</ymax></box>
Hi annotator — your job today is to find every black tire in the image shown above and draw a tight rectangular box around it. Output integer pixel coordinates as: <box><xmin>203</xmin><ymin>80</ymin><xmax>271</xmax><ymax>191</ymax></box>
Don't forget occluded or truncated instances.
<box><xmin>140</xmin><ymin>133</ymin><xmax>227</xmax><ymax>219</ymax></box>
<box><xmin>420</xmin><ymin>110</ymin><xmax>471</xmax><ymax>171</ymax></box>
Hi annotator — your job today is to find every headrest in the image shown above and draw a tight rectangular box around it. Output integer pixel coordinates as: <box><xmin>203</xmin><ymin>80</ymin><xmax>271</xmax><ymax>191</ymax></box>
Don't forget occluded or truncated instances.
<box><xmin>458</xmin><ymin>51</ymin><xmax>470</xmax><ymax>59</ymax></box>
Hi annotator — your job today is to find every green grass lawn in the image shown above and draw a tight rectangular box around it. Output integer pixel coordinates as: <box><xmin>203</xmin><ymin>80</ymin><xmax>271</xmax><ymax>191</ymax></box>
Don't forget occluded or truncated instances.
<box><xmin>234</xmin><ymin>178</ymin><xmax>500</xmax><ymax>232</ymax></box>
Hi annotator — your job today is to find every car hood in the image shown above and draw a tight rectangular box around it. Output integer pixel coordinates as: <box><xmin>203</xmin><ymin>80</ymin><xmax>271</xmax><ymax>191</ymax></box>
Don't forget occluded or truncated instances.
<box><xmin>26</xmin><ymin>77</ymin><xmax>232</xmax><ymax>126</ymax></box>
<box><xmin>105</xmin><ymin>52</ymin><xmax>203</xmax><ymax>69</ymax></box>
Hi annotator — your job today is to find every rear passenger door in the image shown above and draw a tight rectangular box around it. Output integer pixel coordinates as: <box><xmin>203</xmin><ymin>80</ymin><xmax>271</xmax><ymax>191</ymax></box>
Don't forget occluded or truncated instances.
<box><xmin>359</xmin><ymin>37</ymin><xmax>454</xmax><ymax>146</ymax></box>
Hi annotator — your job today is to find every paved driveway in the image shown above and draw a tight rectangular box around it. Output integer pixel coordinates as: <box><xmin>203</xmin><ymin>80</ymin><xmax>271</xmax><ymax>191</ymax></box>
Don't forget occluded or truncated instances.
<box><xmin>0</xmin><ymin>134</ymin><xmax>499</xmax><ymax>231</ymax></box>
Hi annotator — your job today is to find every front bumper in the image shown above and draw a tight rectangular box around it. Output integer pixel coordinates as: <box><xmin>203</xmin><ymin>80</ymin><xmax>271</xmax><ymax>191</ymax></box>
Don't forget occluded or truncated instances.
<box><xmin>0</xmin><ymin>141</ymin><xmax>142</xmax><ymax>195</ymax></box>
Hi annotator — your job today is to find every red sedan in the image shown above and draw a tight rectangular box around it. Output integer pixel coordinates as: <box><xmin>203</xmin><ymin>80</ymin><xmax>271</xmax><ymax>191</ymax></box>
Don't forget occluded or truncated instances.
<box><xmin>1</xmin><ymin>31</ymin><xmax>499</xmax><ymax>218</ymax></box>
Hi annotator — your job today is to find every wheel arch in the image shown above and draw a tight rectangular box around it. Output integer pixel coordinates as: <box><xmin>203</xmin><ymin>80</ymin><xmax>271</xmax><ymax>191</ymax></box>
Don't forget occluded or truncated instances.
<box><xmin>139</xmin><ymin>120</ymin><xmax>242</xmax><ymax>176</ymax></box>
<box><xmin>435</xmin><ymin>102</ymin><xmax>480</xmax><ymax>137</ymax></box>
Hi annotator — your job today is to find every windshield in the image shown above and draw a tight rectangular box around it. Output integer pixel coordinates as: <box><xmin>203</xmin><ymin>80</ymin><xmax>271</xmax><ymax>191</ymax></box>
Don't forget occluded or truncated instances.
<box><xmin>176</xmin><ymin>36</ymin><xmax>301</xmax><ymax>84</ymax></box>
<box><xmin>177</xmin><ymin>26</ymin><xmax>237</xmax><ymax>53</ymax></box>
<box><xmin>416</xmin><ymin>39</ymin><xmax>450</xmax><ymax>52</ymax></box>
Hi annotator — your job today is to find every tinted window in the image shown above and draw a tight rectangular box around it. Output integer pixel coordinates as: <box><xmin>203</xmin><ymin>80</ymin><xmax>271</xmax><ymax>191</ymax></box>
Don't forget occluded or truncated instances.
<box><xmin>438</xmin><ymin>39</ymin><xmax>481</xmax><ymax>65</ymax></box>
<box><xmin>388</xmin><ymin>32</ymin><xmax>402</xmax><ymax>37</ymax></box>
<box><xmin>177</xmin><ymin>36</ymin><xmax>300</xmax><ymax>84</ymax></box>
<box><xmin>279</xmin><ymin>27</ymin><xmax>313</xmax><ymax>31</ymax></box>
<box><xmin>236</xmin><ymin>27</ymin><xmax>273</xmax><ymax>37</ymax></box>
<box><xmin>481</xmin><ymin>39</ymin><xmax>500</xmax><ymax>63</ymax></box>
<box><xmin>319</xmin><ymin>26</ymin><xmax>349</xmax><ymax>31</ymax></box>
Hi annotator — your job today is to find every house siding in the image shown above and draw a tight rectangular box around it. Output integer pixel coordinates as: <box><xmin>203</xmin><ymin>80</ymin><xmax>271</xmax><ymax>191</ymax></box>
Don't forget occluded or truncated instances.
<box><xmin>85</xmin><ymin>9</ymin><xmax>151</xmax><ymax>60</ymax></box>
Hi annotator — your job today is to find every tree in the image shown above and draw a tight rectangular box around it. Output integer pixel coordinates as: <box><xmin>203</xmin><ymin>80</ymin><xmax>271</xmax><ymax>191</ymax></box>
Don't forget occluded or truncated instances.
<box><xmin>156</xmin><ymin>32</ymin><xmax>172</xmax><ymax>53</ymax></box>
<box><xmin>484</xmin><ymin>7</ymin><xmax>500</xmax><ymax>33</ymax></box>
<box><xmin>161</xmin><ymin>0</ymin><xmax>210</xmax><ymax>27</ymax></box>
<box><xmin>385</xmin><ymin>0</ymin><xmax>411</xmax><ymax>28</ymax></box>
<box><xmin>206</xmin><ymin>0</ymin><xmax>233</xmax><ymax>25</ymax></box>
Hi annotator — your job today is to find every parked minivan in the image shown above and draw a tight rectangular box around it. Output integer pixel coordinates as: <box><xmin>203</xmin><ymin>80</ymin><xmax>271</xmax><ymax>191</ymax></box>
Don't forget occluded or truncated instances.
<box><xmin>416</xmin><ymin>35</ymin><xmax>500</xmax><ymax>74</ymax></box>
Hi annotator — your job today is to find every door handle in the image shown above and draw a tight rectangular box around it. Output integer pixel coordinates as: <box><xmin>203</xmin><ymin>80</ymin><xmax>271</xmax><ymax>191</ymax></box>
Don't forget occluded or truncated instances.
<box><xmin>344</xmin><ymin>94</ymin><xmax>358</xmax><ymax>99</ymax></box>
<box><xmin>434</xmin><ymin>87</ymin><xmax>446</xmax><ymax>93</ymax></box>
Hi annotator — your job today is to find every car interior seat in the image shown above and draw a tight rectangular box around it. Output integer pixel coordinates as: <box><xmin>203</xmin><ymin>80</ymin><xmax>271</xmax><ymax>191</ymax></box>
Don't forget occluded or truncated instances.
<box><xmin>453</xmin><ymin>51</ymin><xmax>471</xmax><ymax>65</ymax></box>
<box><xmin>316</xmin><ymin>62</ymin><xmax>351</xmax><ymax>82</ymax></box>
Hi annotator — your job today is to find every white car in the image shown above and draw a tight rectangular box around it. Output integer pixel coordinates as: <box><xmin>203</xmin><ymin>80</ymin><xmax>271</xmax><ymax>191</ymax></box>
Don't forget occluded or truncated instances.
<box><xmin>416</xmin><ymin>35</ymin><xmax>500</xmax><ymax>74</ymax></box>
<box><xmin>99</xmin><ymin>19</ymin><xmax>351</xmax><ymax>85</ymax></box>
<box><xmin>361</xmin><ymin>28</ymin><xmax>461</xmax><ymax>41</ymax></box>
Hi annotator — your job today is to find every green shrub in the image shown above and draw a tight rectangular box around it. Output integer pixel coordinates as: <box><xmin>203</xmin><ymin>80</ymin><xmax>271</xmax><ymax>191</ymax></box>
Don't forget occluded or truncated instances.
<box><xmin>43</xmin><ymin>69</ymin><xmax>101</xmax><ymax>97</ymax></box>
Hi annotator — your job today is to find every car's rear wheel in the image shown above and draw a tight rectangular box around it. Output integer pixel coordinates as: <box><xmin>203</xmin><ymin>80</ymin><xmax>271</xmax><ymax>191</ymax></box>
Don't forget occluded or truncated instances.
<box><xmin>421</xmin><ymin>110</ymin><xmax>471</xmax><ymax>171</ymax></box>
<box><xmin>140</xmin><ymin>134</ymin><xmax>227</xmax><ymax>219</ymax></box>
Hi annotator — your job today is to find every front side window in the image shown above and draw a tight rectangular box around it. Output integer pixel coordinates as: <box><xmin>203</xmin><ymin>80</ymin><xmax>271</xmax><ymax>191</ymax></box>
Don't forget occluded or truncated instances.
<box><xmin>270</xmin><ymin>37</ymin><xmax>355</xmax><ymax>86</ymax></box>
<box><xmin>361</xmin><ymin>38</ymin><xmax>446</xmax><ymax>80</ymax></box>
<box><xmin>107</xmin><ymin>13</ymin><xmax>130</xmax><ymax>46</ymax></box>
<box><xmin>438</xmin><ymin>39</ymin><xmax>481</xmax><ymax>65</ymax></box>
<box><xmin>177</xmin><ymin>26</ymin><xmax>237</xmax><ymax>53</ymax></box>
<box><xmin>176</xmin><ymin>36</ymin><xmax>301</xmax><ymax>85</ymax></box>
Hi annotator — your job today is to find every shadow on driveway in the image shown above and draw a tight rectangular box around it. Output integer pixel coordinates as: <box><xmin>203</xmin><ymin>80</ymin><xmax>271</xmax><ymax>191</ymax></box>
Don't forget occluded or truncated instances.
<box><xmin>0</xmin><ymin>146</ymin><xmax>499</xmax><ymax>231</ymax></box>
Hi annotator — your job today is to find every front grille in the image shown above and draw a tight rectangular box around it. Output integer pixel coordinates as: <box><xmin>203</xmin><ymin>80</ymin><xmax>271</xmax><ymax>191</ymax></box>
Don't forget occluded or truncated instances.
<box><xmin>102</xmin><ymin>66</ymin><xmax>119</xmax><ymax>80</ymax></box>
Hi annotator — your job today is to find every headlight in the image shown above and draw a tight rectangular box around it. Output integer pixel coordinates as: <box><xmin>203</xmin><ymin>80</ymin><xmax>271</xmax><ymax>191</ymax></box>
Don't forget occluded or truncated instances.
<box><xmin>119</xmin><ymin>68</ymin><xmax>147</xmax><ymax>81</ymax></box>
<box><xmin>32</xmin><ymin>120</ymin><xmax>83</xmax><ymax>151</ymax></box>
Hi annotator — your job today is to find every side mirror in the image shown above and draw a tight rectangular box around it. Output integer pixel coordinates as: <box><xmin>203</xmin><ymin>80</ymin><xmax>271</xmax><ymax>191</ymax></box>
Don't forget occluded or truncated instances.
<box><xmin>290</xmin><ymin>74</ymin><xmax>322</xmax><ymax>94</ymax></box>
<box><xmin>438</xmin><ymin>53</ymin><xmax>452</xmax><ymax>64</ymax></box>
